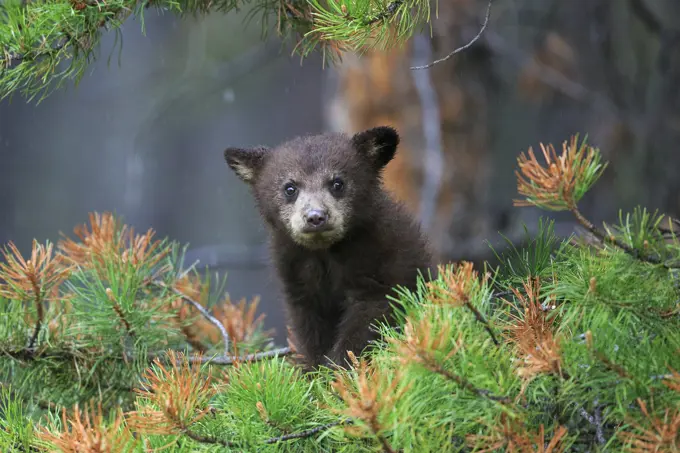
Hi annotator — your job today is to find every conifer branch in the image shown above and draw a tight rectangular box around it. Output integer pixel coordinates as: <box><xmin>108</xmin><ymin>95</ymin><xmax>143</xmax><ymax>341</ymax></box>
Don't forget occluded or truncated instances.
<box><xmin>152</xmin><ymin>280</ymin><xmax>230</xmax><ymax>356</ymax></box>
<box><xmin>184</xmin><ymin>347</ymin><xmax>293</xmax><ymax>365</ymax></box>
<box><xmin>27</xmin><ymin>289</ymin><xmax>42</xmax><ymax>350</ymax></box>
<box><xmin>106</xmin><ymin>287</ymin><xmax>135</xmax><ymax>338</ymax></box>
<box><xmin>427</xmin><ymin>262</ymin><xmax>500</xmax><ymax>345</ymax></box>
<box><xmin>514</xmin><ymin>135</ymin><xmax>679</xmax><ymax>269</ymax></box>
<box><xmin>410</xmin><ymin>0</ymin><xmax>493</xmax><ymax>70</ymax></box>
<box><xmin>418</xmin><ymin>351</ymin><xmax>509</xmax><ymax>403</ymax></box>
<box><xmin>3</xmin><ymin>345</ymin><xmax>293</xmax><ymax>367</ymax></box>
<box><xmin>463</xmin><ymin>300</ymin><xmax>500</xmax><ymax>346</ymax></box>
<box><xmin>0</xmin><ymin>0</ymin><xmax>442</xmax><ymax>102</ymax></box>
<box><xmin>263</xmin><ymin>420</ymin><xmax>349</xmax><ymax>444</ymax></box>
<box><xmin>569</xmin><ymin>203</ymin><xmax>677</xmax><ymax>269</ymax></box>
<box><xmin>584</xmin><ymin>331</ymin><xmax>634</xmax><ymax>382</ymax></box>
<box><xmin>182</xmin><ymin>427</ymin><xmax>238</xmax><ymax>447</ymax></box>
<box><xmin>181</xmin><ymin>419</ymin><xmax>348</xmax><ymax>447</ymax></box>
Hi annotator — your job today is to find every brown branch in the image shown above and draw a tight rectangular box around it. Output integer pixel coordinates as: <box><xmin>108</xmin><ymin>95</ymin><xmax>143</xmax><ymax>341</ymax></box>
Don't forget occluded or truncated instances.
<box><xmin>410</xmin><ymin>0</ymin><xmax>492</xmax><ymax>70</ymax></box>
<box><xmin>183</xmin><ymin>347</ymin><xmax>293</xmax><ymax>365</ymax></box>
<box><xmin>182</xmin><ymin>419</ymin><xmax>348</xmax><ymax>447</ymax></box>
<box><xmin>106</xmin><ymin>288</ymin><xmax>135</xmax><ymax>339</ymax></box>
<box><xmin>375</xmin><ymin>431</ymin><xmax>397</xmax><ymax>453</ymax></box>
<box><xmin>569</xmin><ymin>204</ymin><xmax>677</xmax><ymax>268</ymax></box>
<box><xmin>263</xmin><ymin>420</ymin><xmax>349</xmax><ymax>444</ymax></box>
<box><xmin>153</xmin><ymin>280</ymin><xmax>230</xmax><ymax>356</ymax></box>
<box><xmin>417</xmin><ymin>351</ymin><xmax>509</xmax><ymax>403</ymax></box>
<box><xmin>183</xmin><ymin>427</ymin><xmax>238</xmax><ymax>448</ymax></box>
<box><xmin>27</xmin><ymin>276</ymin><xmax>43</xmax><ymax>350</ymax></box>
<box><xmin>592</xmin><ymin>350</ymin><xmax>634</xmax><ymax>381</ymax></box>
<box><xmin>4</xmin><ymin>346</ymin><xmax>292</xmax><ymax>368</ymax></box>
<box><xmin>463</xmin><ymin>301</ymin><xmax>499</xmax><ymax>346</ymax></box>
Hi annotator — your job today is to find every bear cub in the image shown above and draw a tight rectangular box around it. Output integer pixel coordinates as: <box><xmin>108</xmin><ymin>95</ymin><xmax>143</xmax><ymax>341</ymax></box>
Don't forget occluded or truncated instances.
<box><xmin>224</xmin><ymin>126</ymin><xmax>433</xmax><ymax>369</ymax></box>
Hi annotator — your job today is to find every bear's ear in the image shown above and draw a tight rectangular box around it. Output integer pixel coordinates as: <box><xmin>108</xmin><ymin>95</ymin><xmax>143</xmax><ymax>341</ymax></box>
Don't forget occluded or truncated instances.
<box><xmin>350</xmin><ymin>126</ymin><xmax>400</xmax><ymax>170</ymax></box>
<box><xmin>224</xmin><ymin>146</ymin><xmax>270</xmax><ymax>184</ymax></box>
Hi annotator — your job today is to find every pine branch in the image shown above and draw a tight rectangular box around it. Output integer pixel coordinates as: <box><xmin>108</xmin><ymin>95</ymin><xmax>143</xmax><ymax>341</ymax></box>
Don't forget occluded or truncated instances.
<box><xmin>152</xmin><ymin>280</ymin><xmax>230</xmax><ymax>356</ymax></box>
<box><xmin>180</xmin><ymin>419</ymin><xmax>347</xmax><ymax>447</ymax></box>
<box><xmin>26</xmin><ymin>288</ymin><xmax>42</xmax><ymax>350</ymax></box>
<box><xmin>107</xmin><ymin>288</ymin><xmax>135</xmax><ymax>338</ymax></box>
<box><xmin>3</xmin><ymin>345</ymin><xmax>292</xmax><ymax>367</ymax></box>
<box><xmin>0</xmin><ymin>0</ymin><xmax>440</xmax><ymax>102</ymax></box>
<box><xmin>569</xmin><ymin>204</ymin><xmax>678</xmax><ymax>269</ymax></box>
<box><xmin>463</xmin><ymin>300</ymin><xmax>499</xmax><ymax>346</ymax></box>
<box><xmin>263</xmin><ymin>420</ymin><xmax>349</xmax><ymax>444</ymax></box>
<box><xmin>182</xmin><ymin>427</ymin><xmax>238</xmax><ymax>448</ymax></box>
<box><xmin>185</xmin><ymin>347</ymin><xmax>293</xmax><ymax>365</ymax></box>
<box><xmin>419</xmin><ymin>354</ymin><xmax>510</xmax><ymax>403</ymax></box>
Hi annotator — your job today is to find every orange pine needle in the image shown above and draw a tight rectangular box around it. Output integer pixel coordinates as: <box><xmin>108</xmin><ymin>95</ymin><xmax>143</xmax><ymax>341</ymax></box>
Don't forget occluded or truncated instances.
<box><xmin>331</xmin><ymin>358</ymin><xmax>408</xmax><ymax>450</ymax></box>
<box><xmin>388</xmin><ymin>315</ymin><xmax>462</xmax><ymax>367</ymax></box>
<box><xmin>207</xmin><ymin>295</ymin><xmax>272</xmax><ymax>350</ymax></box>
<box><xmin>426</xmin><ymin>261</ymin><xmax>482</xmax><ymax>307</ymax></box>
<box><xmin>503</xmin><ymin>279</ymin><xmax>565</xmax><ymax>380</ymax></box>
<box><xmin>58</xmin><ymin>212</ymin><xmax>168</xmax><ymax>271</ymax></box>
<box><xmin>619</xmin><ymin>398</ymin><xmax>680</xmax><ymax>452</ymax></box>
<box><xmin>514</xmin><ymin>135</ymin><xmax>603</xmax><ymax>211</ymax></box>
<box><xmin>166</xmin><ymin>273</ymin><xmax>272</xmax><ymax>352</ymax></box>
<box><xmin>0</xmin><ymin>240</ymin><xmax>72</xmax><ymax>301</ymax></box>
<box><xmin>466</xmin><ymin>414</ymin><xmax>568</xmax><ymax>453</ymax></box>
<box><xmin>126</xmin><ymin>351</ymin><xmax>216</xmax><ymax>436</ymax></box>
<box><xmin>37</xmin><ymin>401</ymin><xmax>134</xmax><ymax>453</ymax></box>
<box><xmin>663</xmin><ymin>368</ymin><xmax>680</xmax><ymax>393</ymax></box>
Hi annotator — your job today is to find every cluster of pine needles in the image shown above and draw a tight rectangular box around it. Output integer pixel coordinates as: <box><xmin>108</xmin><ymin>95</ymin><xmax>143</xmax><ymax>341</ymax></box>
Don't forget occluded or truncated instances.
<box><xmin>1</xmin><ymin>134</ymin><xmax>680</xmax><ymax>452</ymax></box>
<box><xmin>0</xmin><ymin>0</ymin><xmax>432</xmax><ymax>102</ymax></box>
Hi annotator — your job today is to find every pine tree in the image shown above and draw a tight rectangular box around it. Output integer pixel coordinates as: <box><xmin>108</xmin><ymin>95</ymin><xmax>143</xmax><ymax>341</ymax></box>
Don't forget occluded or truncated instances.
<box><xmin>0</xmin><ymin>0</ymin><xmax>435</xmax><ymax>103</ymax></box>
<box><xmin>1</xmin><ymin>135</ymin><xmax>678</xmax><ymax>452</ymax></box>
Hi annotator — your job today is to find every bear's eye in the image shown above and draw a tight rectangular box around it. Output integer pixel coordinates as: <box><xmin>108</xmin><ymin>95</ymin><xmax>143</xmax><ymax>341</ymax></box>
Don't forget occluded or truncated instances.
<box><xmin>283</xmin><ymin>182</ymin><xmax>298</xmax><ymax>198</ymax></box>
<box><xmin>330</xmin><ymin>178</ymin><xmax>344</xmax><ymax>194</ymax></box>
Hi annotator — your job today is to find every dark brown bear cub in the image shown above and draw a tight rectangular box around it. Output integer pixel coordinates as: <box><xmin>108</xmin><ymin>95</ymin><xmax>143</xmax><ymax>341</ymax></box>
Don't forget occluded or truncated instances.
<box><xmin>224</xmin><ymin>126</ymin><xmax>432</xmax><ymax>369</ymax></box>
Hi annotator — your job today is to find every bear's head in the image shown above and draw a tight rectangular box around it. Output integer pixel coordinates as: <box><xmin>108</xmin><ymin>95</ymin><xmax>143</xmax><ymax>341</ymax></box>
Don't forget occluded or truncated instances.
<box><xmin>224</xmin><ymin>126</ymin><xmax>399</xmax><ymax>250</ymax></box>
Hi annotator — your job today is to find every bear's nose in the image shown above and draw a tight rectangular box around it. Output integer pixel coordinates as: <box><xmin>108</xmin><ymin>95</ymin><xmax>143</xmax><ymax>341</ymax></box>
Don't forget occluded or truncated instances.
<box><xmin>305</xmin><ymin>209</ymin><xmax>328</xmax><ymax>228</ymax></box>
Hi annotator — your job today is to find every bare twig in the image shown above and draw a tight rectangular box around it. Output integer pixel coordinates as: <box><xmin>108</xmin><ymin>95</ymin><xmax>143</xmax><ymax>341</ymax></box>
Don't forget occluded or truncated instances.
<box><xmin>185</xmin><ymin>347</ymin><xmax>293</xmax><ymax>365</ymax></box>
<box><xmin>153</xmin><ymin>280</ymin><xmax>230</xmax><ymax>356</ymax></box>
<box><xmin>263</xmin><ymin>420</ymin><xmax>349</xmax><ymax>444</ymax></box>
<box><xmin>410</xmin><ymin>0</ymin><xmax>492</xmax><ymax>70</ymax></box>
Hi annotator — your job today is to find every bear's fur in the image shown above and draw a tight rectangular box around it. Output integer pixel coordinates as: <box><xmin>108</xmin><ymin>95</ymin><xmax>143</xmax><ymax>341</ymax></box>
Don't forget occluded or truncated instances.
<box><xmin>224</xmin><ymin>126</ymin><xmax>433</xmax><ymax>369</ymax></box>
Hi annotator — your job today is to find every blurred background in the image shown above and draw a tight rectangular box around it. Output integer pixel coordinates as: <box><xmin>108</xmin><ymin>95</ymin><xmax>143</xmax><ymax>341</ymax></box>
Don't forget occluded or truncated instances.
<box><xmin>1</xmin><ymin>0</ymin><xmax>679</xmax><ymax>344</ymax></box>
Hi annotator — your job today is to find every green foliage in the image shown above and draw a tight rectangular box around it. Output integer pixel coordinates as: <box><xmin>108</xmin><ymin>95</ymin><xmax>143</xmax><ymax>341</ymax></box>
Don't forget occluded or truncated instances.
<box><xmin>0</xmin><ymin>0</ymin><xmax>434</xmax><ymax>102</ymax></box>
<box><xmin>2</xmin><ymin>137</ymin><xmax>680</xmax><ymax>451</ymax></box>
<box><xmin>0</xmin><ymin>385</ymin><xmax>36</xmax><ymax>452</ymax></box>
<box><xmin>3</xmin><ymin>212</ymin><xmax>678</xmax><ymax>451</ymax></box>
<box><xmin>488</xmin><ymin>217</ymin><xmax>567</xmax><ymax>285</ymax></box>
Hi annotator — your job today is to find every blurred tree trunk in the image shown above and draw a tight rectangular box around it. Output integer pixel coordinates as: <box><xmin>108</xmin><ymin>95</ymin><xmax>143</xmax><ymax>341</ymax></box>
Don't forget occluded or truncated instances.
<box><xmin>325</xmin><ymin>0</ymin><xmax>680</xmax><ymax>263</ymax></box>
